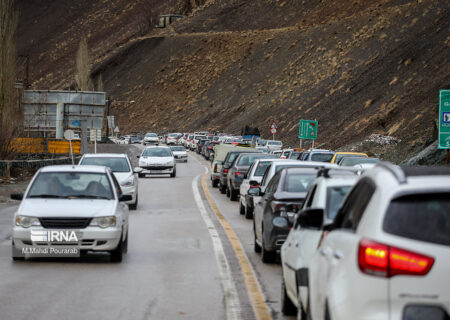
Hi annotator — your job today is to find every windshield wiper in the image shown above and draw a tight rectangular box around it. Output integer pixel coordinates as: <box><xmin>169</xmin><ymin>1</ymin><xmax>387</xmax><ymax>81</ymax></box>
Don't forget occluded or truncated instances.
<box><xmin>29</xmin><ymin>194</ymin><xmax>65</xmax><ymax>198</ymax></box>
<box><xmin>65</xmin><ymin>195</ymin><xmax>111</xmax><ymax>200</ymax></box>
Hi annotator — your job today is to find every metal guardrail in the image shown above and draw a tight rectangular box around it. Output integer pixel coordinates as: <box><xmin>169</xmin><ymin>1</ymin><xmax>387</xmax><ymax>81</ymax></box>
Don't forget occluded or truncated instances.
<box><xmin>0</xmin><ymin>156</ymin><xmax>81</xmax><ymax>178</ymax></box>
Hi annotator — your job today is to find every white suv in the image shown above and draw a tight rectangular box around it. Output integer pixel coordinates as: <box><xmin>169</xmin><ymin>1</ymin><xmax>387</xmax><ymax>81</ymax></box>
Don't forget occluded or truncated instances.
<box><xmin>306</xmin><ymin>163</ymin><xmax>450</xmax><ymax>320</ymax></box>
<box><xmin>280</xmin><ymin>169</ymin><xmax>359</xmax><ymax>316</ymax></box>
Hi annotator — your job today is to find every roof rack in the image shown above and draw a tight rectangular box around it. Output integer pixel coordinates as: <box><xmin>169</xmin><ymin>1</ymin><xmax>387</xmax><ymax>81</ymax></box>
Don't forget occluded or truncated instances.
<box><xmin>375</xmin><ymin>161</ymin><xmax>406</xmax><ymax>184</ymax></box>
<box><xmin>317</xmin><ymin>167</ymin><xmax>361</xmax><ymax>178</ymax></box>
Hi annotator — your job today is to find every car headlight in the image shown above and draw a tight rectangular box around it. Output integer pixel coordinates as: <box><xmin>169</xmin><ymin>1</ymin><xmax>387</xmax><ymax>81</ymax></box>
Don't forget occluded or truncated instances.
<box><xmin>90</xmin><ymin>216</ymin><xmax>116</xmax><ymax>228</ymax></box>
<box><xmin>165</xmin><ymin>161</ymin><xmax>173</xmax><ymax>165</ymax></box>
<box><xmin>15</xmin><ymin>215</ymin><xmax>41</xmax><ymax>228</ymax></box>
<box><xmin>121</xmin><ymin>175</ymin><xmax>135</xmax><ymax>187</ymax></box>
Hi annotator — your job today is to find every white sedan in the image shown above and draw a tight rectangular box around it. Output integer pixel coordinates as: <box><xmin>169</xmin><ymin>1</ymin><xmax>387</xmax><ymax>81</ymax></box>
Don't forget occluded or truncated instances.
<box><xmin>11</xmin><ymin>165</ymin><xmax>130</xmax><ymax>262</ymax></box>
<box><xmin>137</xmin><ymin>146</ymin><xmax>176</xmax><ymax>178</ymax></box>
<box><xmin>79</xmin><ymin>153</ymin><xmax>139</xmax><ymax>210</ymax></box>
<box><xmin>170</xmin><ymin>146</ymin><xmax>188</xmax><ymax>162</ymax></box>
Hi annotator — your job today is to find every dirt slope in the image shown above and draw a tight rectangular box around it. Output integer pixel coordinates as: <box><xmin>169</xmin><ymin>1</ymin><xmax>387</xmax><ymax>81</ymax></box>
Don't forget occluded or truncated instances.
<box><xmin>16</xmin><ymin>0</ymin><xmax>450</xmax><ymax>163</ymax></box>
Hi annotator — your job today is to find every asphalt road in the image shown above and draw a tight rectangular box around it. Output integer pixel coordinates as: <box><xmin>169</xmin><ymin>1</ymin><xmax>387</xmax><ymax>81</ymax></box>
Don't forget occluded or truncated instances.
<box><xmin>0</xmin><ymin>145</ymin><xmax>295</xmax><ymax>320</ymax></box>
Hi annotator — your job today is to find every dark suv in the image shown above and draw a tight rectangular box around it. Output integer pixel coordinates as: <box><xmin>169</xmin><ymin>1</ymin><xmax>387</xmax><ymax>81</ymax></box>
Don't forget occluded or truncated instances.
<box><xmin>219</xmin><ymin>149</ymin><xmax>259</xmax><ymax>194</ymax></box>
<box><xmin>251</xmin><ymin>167</ymin><xmax>318</xmax><ymax>263</ymax></box>
<box><xmin>226</xmin><ymin>153</ymin><xmax>277</xmax><ymax>201</ymax></box>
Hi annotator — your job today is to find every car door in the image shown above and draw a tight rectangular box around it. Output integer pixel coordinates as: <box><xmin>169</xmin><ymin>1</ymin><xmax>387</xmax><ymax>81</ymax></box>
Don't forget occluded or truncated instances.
<box><xmin>309</xmin><ymin>179</ymin><xmax>375</xmax><ymax>319</ymax></box>
<box><xmin>241</xmin><ymin>162</ymin><xmax>255</xmax><ymax>198</ymax></box>
<box><xmin>254</xmin><ymin>176</ymin><xmax>277</xmax><ymax>242</ymax></box>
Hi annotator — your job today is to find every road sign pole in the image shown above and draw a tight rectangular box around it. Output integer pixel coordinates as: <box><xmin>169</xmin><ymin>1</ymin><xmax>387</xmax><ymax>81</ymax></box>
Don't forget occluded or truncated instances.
<box><xmin>312</xmin><ymin>139</ymin><xmax>315</xmax><ymax>149</ymax></box>
<box><xmin>94</xmin><ymin>130</ymin><xmax>97</xmax><ymax>154</ymax></box>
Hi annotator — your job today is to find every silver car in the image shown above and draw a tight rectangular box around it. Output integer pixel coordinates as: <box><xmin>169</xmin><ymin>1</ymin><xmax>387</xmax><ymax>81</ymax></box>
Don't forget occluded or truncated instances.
<box><xmin>11</xmin><ymin>165</ymin><xmax>130</xmax><ymax>262</ymax></box>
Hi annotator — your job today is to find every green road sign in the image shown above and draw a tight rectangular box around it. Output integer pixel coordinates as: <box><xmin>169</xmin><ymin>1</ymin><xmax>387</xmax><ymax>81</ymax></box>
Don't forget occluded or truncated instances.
<box><xmin>299</xmin><ymin>119</ymin><xmax>318</xmax><ymax>140</ymax></box>
<box><xmin>438</xmin><ymin>90</ymin><xmax>450</xmax><ymax>149</ymax></box>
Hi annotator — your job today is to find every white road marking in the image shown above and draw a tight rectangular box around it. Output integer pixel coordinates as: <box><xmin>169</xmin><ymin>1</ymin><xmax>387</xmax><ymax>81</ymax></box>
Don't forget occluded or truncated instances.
<box><xmin>192</xmin><ymin>174</ymin><xmax>241</xmax><ymax>320</ymax></box>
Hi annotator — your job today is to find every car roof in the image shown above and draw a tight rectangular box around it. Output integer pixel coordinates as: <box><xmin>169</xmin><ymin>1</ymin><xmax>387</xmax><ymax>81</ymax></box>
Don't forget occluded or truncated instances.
<box><xmin>40</xmin><ymin>165</ymin><xmax>109</xmax><ymax>173</ymax></box>
<box><xmin>82</xmin><ymin>153</ymin><xmax>128</xmax><ymax>158</ymax></box>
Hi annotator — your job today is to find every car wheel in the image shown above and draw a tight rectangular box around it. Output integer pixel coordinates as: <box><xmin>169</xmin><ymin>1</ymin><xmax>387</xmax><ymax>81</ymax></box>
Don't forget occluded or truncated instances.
<box><xmin>170</xmin><ymin>170</ymin><xmax>176</xmax><ymax>178</ymax></box>
<box><xmin>226</xmin><ymin>186</ymin><xmax>231</xmax><ymax>198</ymax></box>
<box><xmin>261</xmin><ymin>233</ymin><xmax>276</xmax><ymax>263</ymax></box>
<box><xmin>230</xmin><ymin>187</ymin><xmax>238</xmax><ymax>201</ymax></box>
<box><xmin>123</xmin><ymin>231</ymin><xmax>128</xmax><ymax>254</ymax></box>
<box><xmin>12</xmin><ymin>241</ymin><xmax>24</xmax><ymax>261</ymax></box>
<box><xmin>138</xmin><ymin>173</ymin><xmax>144</xmax><ymax>178</ymax></box>
<box><xmin>110</xmin><ymin>234</ymin><xmax>124</xmax><ymax>263</ymax></box>
<box><xmin>239</xmin><ymin>201</ymin><xmax>245</xmax><ymax>215</ymax></box>
<box><xmin>253</xmin><ymin>222</ymin><xmax>261</xmax><ymax>253</ymax></box>
<box><xmin>245</xmin><ymin>205</ymin><xmax>253</xmax><ymax>220</ymax></box>
<box><xmin>281</xmin><ymin>279</ymin><xmax>297</xmax><ymax>315</ymax></box>
<box><xmin>212</xmin><ymin>179</ymin><xmax>219</xmax><ymax>188</ymax></box>
<box><xmin>128</xmin><ymin>194</ymin><xmax>138</xmax><ymax>210</ymax></box>
<box><xmin>219</xmin><ymin>183</ymin><xmax>226</xmax><ymax>194</ymax></box>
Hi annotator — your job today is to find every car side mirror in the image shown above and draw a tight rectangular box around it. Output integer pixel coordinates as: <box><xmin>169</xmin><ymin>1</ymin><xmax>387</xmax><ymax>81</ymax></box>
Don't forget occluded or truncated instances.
<box><xmin>297</xmin><ymin>208</ymin><xmax>324</xmax><ymax>229</ymax></box>
<box><xmin>248</xmin><ymin>187</ymin><xmax>261</xmax><ymax>196</ymax></box>
<box><xmin>133</xmin><ymin>167</ymin><xmax>143</xmax><ymax>173</ymax></box>
<box><xmin>10</xmin><ymin>193</ymin><xmax>23</xmax><ymax>201</ymax></box>
<box><xmin>136</xmin><ymin>155</ymin><xmax>140</xmax><ymax>158</ymax></box>
<box><xmin>119</xmin><ymin>194</ymin><xmax>132</xmax><ymax>202</ymax></box>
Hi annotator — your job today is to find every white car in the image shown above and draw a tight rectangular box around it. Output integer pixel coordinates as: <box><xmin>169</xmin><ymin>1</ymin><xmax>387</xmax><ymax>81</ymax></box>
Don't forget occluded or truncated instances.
<box><xmin>239</xmin><ymin>158</ymin><xmax>277</xmax><ymax>219</ymax></box>
<box><xmin>142</xmin><ymin>132</ymin><xmax>159</xmax><ymax>145</ymax></box>
<box><xmin>137</xmin><ymin>146</ymin><xmax>176</xmax><ymax>178</ymax></box>
<box><xmin>191</xmin><ymin>135</ymin><xmax>206</xmax><ymax>150</ymax></box>
<box><xmin>306</xmin><ymin>162</ymin><xmax>450</xmax><ymax>320</ymax></box>
<box><xmin>78</xmin><ymin>153</ymin><xmax>139</xmax><ymax>210</ymax></box>
<box><xmin>11</xmin><ymin>165</ymin><xmax>130</xmax><ymax>262</ymax></box>
<box><xmin>264</xmin><ymin>140</ymin><xmax>283</xmax><ymax>150</ymax></box>
<box><xmin>170</xmin><ymin>145</ymin><xmax>188</xmax><ymax>162</ymax></box>
<box><xmin>166</xmin><ymin>133</ymin><xmax>179</xmax><ymax>145</ymax></box>
<box><xmin>280</xmin><ymin>170</ymin><xmax>359</xmax><ymax>316</ymax></box>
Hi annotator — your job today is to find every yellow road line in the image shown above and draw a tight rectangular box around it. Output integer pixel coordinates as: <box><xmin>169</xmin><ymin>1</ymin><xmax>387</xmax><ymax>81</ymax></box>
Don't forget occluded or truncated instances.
<box><xmin>201</xmin><ymin>174</ymin><xmax>273</xmax><ymax>320</ymax></box>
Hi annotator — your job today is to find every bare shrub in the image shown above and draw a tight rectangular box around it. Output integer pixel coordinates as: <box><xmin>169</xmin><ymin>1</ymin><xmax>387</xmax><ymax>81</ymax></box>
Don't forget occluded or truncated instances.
<box><xmin>0</xmin><ymin>0</ymin><xmax>21</xmax><ymax>159</ymax></box>
<box><xmin>179</xmin><ymin>0</ymin><xmax>206</xmax><ymax>15</ymax></box>
<box><xmin>75</xmin><ymin>37</ymin><xmax>94</xmax><ymax>91</ymax></box>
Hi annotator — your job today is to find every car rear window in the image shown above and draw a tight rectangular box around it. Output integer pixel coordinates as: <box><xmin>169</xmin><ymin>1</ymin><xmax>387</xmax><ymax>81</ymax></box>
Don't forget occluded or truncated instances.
<box><xmin>254</xmin><ymin>162</ymin><xmax>272</xmax><ymax>176</ymax></box>
<box><xmin>326</xmin><ymin>186</ymin><xmax>352</xmax><ymax>220</ymax></box>
<box><xmin>237</xmin><ymin>154</ymin><xmax>274</xmax><ymax>166</ymax></box>
<box><xmin>383</xmin><ymin>193</ymin><xmax>450</xmax><ymax>246</ymax></box>
<box><xmin>283</xmin><ymin>173</ymin><xmax>316</xmax><ymax>192</ymax></box>
<box><xmin>311</xmin><ymin>153</ymin><xmax>334</xmax><ymax>162</ymax></box>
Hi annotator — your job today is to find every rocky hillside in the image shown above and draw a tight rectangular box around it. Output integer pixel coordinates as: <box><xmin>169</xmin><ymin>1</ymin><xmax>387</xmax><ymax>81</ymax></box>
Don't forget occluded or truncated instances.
<box><xmin>16</xmin><ymin>0</ymin><xmax>450</xmax><ymax>163</ymax></box>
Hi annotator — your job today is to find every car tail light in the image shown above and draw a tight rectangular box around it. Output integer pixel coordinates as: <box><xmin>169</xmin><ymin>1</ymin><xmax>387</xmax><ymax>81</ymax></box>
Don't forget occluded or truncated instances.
<box><xmin>187</xmin><ymin>139</ymin><xmax>191</xmax><ymax>142</ymax></box>
<box><xmin>214</xmin><ymin>164</ymin><xmax>218</xmax><ymax>173</ymax></box>
<box><xmin>208</xmin><ymin>146</ymin><xmax>212</xmax><ymax>149</ymax></box>
<box><xmin>249</xmin><ymin>184</ymin><xmax>260</xmax><ymax>188</ymax></box>
<box><xmin>223</xmin><ymin>168</ymin><xmax>229</xmax><ymax>174</ymax></box>
<box><xmin>358</xmin><ymin>239</ymin><xmax>434</xmax><ymax>278</ymax></box>
<box><xmin>235</xmin><ymin>172</ymin><xmax>246</xmax><ymax>179</ymax></box>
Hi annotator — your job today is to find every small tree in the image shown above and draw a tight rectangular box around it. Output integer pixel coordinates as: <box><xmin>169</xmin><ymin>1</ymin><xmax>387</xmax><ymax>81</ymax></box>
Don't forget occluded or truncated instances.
<box><xmin>0</xmin><ymin>0</ymin><xmax>20</xmax><ymax>158</ymax></box>
<box><xmin>75</xmin><ymin>37</ymin><xmax>93</xmax><ymax>91</ymax></box>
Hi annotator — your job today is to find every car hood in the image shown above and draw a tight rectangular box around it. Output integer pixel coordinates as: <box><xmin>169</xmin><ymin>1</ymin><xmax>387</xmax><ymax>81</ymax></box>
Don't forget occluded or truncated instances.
<box><xmin>172</xmin><ymin>151</ymin><xmax>187</xmax><ymax>155</ymax></box>
<box><xmin>140</xmin><ymin>156</ymin><xmax>173</xmax><ymax>164</ymax></box>
<box><xmin>144</xmin><ymin>137</ymin><xmax>158</xmax><ymax>141</ymax></box>
<box><xmin>18</xmin><ymin>199</ymin><xmax>116</xmax><ymax>218</ymax></box>
<box><xmin>113</xmin><ymin>172</ymin><xmax>133</xmax><ymax>184</ymax></box>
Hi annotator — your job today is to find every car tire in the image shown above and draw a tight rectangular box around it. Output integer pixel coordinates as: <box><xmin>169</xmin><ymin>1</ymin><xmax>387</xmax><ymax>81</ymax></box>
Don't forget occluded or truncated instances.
<box><xmin>230</xmin><ymin>187</ymin><xmax>238</xmax><ymax>201</ymax></box>
<box><xmin>110</xmin><ymin>234</ymin><xmax>124</xmax><ymax>263</ymax></box>
<box><xmin>281</xmin><ymin>279</ymin><xmax>297</xmax><ymax>315</ymax></box>
<box><xmin>170</xmin><ymin>170</ymin><xmax>176</xmax><ymax>178</ymax></box>
<box><xmin>226</xmin><ymin>186</ymin><xmax>230</xmax><ymax>198</ymax></box>
<box><xmin>261</xmin><ymin>233</ymin><xmax>276</xmax><ymax>263</ymax></box>
<box><xmin>123</xmin><ymin>231</ymin><xmax>128</xmax><ymax>254</ymax></box>
<box><xmin>212</xmin><ymin>179</ymin><xmax>219</xmax><ymax>188</ymax></box>
<box><xmin>245</xmin><ymin>205</ymin><xmax>253</xmax><ymax>220</ymax></box>
<box><xmin>253</xmin><ymin>222</ymin><xmax>261</xmax><ymax>253</ymax></box>
<box><xmin>128</xmin><ymin>195</ymin><xmax>138</xmax><ymax>210</ymax></box>
<box><xmin>239</xmin><ymin>201</ymin><xmax>245</xmax><ymax>215</ymax></box>
<box><xmin>138</xmin><ymin>173</ymin><xmax>144</xmax><ymax>178</ymax></box>
<box><xmin>219</xmin><ymin>183</ymin><xmax>226</xmax><ymax>194</ymax></box>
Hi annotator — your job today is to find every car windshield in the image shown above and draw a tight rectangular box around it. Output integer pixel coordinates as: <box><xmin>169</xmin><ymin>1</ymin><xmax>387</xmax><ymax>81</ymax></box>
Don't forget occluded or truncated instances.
<box><xmin>283</xmin><ymin>173</ymin><xmax>316</xmax><ymax>192</ymax></box>
<box><xmin>142</xmin><ymin>148</ymin><xmax>172</xmax><ymax>157</ymax></box>
<box><xmin>170</xmin><ymin>146</ymin><xmax>186</xmax><ymax>151</ymax></box>
<box><xmin>145</xmin><ymin>133</ymin><xmax>157</xmax><ymax>137</ymax></box>
<box><xmin>28</xmin><ymin>172</ymin><xmax>113</xmax><ymax>199</ymax></box>
<box><xmin>326</xmin><ymin>186</ymin><xmax>352</xmax><ymax>220</ymax></box>
<box><xmin>340</xmin><ymin>157</ymin><xmax>380</xmax><ymax>166</ymax></box>
<box><xmin>237</xmin><ymin>154</ymin><xmax>274</xmax><ymax>166</ymax></box>
<box><xmin>254</xmin><ymin>161</ymin><xmax>272</xmax><ymax>176</ymax></box>
<box><xmin>383</xmin><ymin>193</ymin><xmax>450</xmax><ymax>246</ymax></box>
<box><xmin>334</xmin><ymin>154</ymin><xmax>366</xmax><ymax>163</ymax></box>
<box><xmin>311</xmin><ymin>152</ymin><xmax>334</xmax><ymax>162</ymax></box>
<box><xmin>290</xmin><ymin>152</ymin><xmax>301</xmax><ymax>159</ymax></box>
<box><xmin>80</xmin><ymin>157</ymin><xmax>130</xmax><ymax>172</ymax></box>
